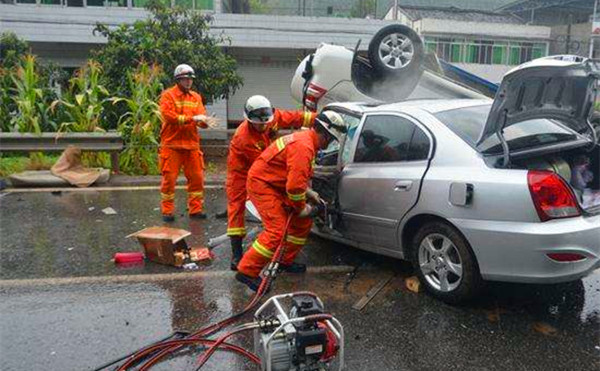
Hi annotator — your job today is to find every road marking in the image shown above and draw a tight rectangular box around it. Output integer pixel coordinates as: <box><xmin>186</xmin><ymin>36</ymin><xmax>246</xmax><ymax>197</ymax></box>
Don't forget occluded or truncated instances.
<box><xmin>1</xmin><ymin>184</ymin><xmax>223</xmax><ymax>194</ymax></box>
<box><xmin>0</xmin><ymin>265</ymin><xmax>355</xmax><ymax>288</ymax></box>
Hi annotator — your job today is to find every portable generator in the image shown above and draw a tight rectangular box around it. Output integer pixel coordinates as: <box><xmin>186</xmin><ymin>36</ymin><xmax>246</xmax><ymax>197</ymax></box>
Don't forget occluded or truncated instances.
<box><xmin>253</xmin><ymin>293</ymin><xmax>344</xmax><ymax>371</ymax></box>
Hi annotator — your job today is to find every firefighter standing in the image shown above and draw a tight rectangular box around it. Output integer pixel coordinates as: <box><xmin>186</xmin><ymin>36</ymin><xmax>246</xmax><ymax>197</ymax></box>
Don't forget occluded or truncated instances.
<box><xmin>235</xmin><ymin>111</ymin><xmax>347</xmax><ymax>291</ymax></box>
<box><xmin>159</xmin><ymin>64</ymin><xmax>219</xmax><ymax>222</ymax></box>
<box><xmin>226</xmin><ymin>95</ymin><xmax>316</xmax><ymax>270</ymax></box>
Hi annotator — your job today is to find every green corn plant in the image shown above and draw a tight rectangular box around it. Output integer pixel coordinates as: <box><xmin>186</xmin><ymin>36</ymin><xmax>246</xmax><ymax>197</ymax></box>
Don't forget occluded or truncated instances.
<box><xmin>50</xmin><ymin>60</ymin><xmax>112</xmax><ymax>167</ymax></box>
<box><xmin>110</xmin><ymin>63</ymin><xmax>164</xmax><ymax>175</ymax></box>
<box><xmin>9</xmin><ymin>55</ymin><xmax>45</xmax><ymax>134</ymax></box>
<box><xmin>51</xmin><ymin>60</ymin><xmax>110</xmax><ymax>133</ymax></box>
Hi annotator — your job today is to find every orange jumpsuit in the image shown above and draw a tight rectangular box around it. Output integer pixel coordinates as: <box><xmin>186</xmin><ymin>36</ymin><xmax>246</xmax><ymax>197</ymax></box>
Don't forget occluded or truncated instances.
<box><xmin>226</xmin><ymin>110</ymin><xmax>315</xmax><ymax>237</ymax></box>
<box><xmin>159</xmin><ymin>84</ymin><xmax>207</xmax><ymax>216</ymax></box>
<box><xmin>237</xmin><ymin>129</ymin><xmax>320</xmax><ymax>278</ymax></box>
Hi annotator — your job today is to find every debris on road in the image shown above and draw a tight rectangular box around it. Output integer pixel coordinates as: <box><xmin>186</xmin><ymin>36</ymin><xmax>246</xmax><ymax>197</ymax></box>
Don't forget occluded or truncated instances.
<box><xmin>532</xmin><ymin>322</ymin><xmax>558</xmax><ymax>336</ymax></box>
<box><xmin>88</xmin><ymin>207</ymin><xmax>95</xmax><ymax>211</ymax></box>
<box><xmin>127</xmin><ymin>226</ymin><xmax>191</xmax><ymax>267</ymax></box>
<box><xmin>114</xmin><ymin>252</ymin><xmax>144</xmax><ymax>265</ymax></box>
<box><xmin>352</xmin><ymin>272</ymin><xmax>395</xmax><ymax>311</ymax></box>
<box><xmin>183</xmin><ymin>262</ymin><xmax>199</xmax><ymax>270</ymax></box>
<box><xmin>405</xmin><ymin>276</ymin><xmax>421</xmax><ymax>293</ymax></box>
<box><xmin>101</xmin><ymin>207</ymin><xmax>117</xmax><ymax>215</ymax></box>
<box><xmin>485</xmin><ymin>307</ymin><xmax>507</xmax><ymax>323</ymax></box>
<box><xmin>189</xmin><ymin>247</ymin><xmax>214</xmax><ymax>264</ymax></box>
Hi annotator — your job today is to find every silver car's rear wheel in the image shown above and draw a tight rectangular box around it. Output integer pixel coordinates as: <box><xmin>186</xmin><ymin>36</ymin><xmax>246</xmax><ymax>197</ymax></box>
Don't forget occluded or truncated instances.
<box><xmin>418</xmin><ymin>233</ymin><xmax>463</xmax><ymax>292</ymax></box>
<box><xmin>412</xmin><ymin>221</ymin><xmax>482</xmax><ymax>304</ymax></box>
<box><xmin>378</xmin><ymin>33</ymin><xmax>414</xmax><ymax>70</ymax></box>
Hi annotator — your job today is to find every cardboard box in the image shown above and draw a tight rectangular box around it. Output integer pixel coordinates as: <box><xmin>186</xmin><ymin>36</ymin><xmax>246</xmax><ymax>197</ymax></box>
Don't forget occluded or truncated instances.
<box><xmin>127</xmin><ymin>227</ymin><xmax>191</xmax><ymax>267</ymax></box>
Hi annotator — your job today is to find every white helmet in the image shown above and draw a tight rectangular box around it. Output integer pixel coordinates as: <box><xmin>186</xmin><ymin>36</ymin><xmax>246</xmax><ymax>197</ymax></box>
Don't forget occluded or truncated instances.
<box><xmin>174</xmin><ymin>64</ymin><xmax>195</xmax><ymax>79</ymax></box>
<box><xmin>315</xmin><ymin>111</ymin><xmax>347</xmax><ymax>141</ymax></box>
<box><xmin>244</xmin><ymin>95</ymin><xmax>274</xmax><ymax>124</ymax></box>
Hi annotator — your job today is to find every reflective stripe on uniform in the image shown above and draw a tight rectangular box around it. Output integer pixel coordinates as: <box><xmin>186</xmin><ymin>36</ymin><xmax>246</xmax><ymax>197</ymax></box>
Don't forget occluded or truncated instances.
<box><xmin>175</xmin><ymin>101</ymin><xmax>200</xmax><ymax>108</ymax></box>
<box><xmin>252</xmin><ymin>240</ymin><xmax>274</xmax><ymax>259</ymax></box>
<box><xmin>287</xmin><ymin>191</ymin><xmax>306</xmax><ymax>201</ymax></box>
<box><xmin>275</xmin><ymin>137</ymin><xmax>286</xmax><ymax>151</ymax></box>
<box><xmin>177</xmin><ymin>115</ymin><xmax>186</xmax><ymax>125</ymax></box>
<box><xmin>227</xmin><ymin>227</ymin><xmax>247</xmax><ymax>236</ymax></box>
<box><xmin>161</xmin><ymin>192</ymin><xmax>175</xmax><ymax>200</ymax></box>
<box><xmin>188</xmin><ymin>191</ymin><xmax>204</xmax><ymax>199</ymax></box>
<box><xmin>302</xmin><ymin>111</ymin><xmax>312</xmax><ymax>127</ymax></box>
<box><xmin>286</xmin><ymin>234</ymin><xmax>307</xmax><ymax>245</ymax></box>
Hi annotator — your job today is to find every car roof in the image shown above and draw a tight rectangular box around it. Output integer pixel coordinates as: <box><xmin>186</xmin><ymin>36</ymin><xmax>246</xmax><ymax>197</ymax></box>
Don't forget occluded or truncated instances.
<box><xmin>327</xmin><ymin>99</ymin><xmax>492</xmax><ymax>115</ymax></box>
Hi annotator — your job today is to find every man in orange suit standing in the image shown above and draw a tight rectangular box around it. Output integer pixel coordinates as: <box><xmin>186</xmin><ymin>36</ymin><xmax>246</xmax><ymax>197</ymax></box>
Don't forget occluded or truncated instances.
<box><xmin>159</xmin><ymin>64</ymin><xmax>219</xmax><ymax>222</ymax></box>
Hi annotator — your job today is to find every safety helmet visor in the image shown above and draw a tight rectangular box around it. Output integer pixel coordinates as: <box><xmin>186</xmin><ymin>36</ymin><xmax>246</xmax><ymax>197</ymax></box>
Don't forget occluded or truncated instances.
<box><xmin>246</xmin><ymin>107</ymin><xmax>274</xmax><ymax>124</ymax></box>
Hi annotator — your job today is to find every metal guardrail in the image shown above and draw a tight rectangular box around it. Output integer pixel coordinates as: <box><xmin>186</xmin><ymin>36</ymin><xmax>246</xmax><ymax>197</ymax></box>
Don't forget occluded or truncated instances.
<box><xmin>0</xmin><ymin>132</ymin><xmax>124</xmax><ymax>172</ymax></box>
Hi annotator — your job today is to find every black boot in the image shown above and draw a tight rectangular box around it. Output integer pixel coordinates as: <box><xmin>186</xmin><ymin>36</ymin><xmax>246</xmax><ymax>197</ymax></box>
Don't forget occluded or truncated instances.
<box><xmin>235</xmin><ymin>272</ymin><xmax>262</xmax><ymax>292</ymax></box>
<box><xmin>230</xmin><ymin>236</ymin><xmax>243</xmax><ymax>271</ymax></box>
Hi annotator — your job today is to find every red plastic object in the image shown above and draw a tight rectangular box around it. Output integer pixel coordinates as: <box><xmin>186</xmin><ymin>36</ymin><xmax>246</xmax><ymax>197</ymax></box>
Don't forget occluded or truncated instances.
<box><xmin>114</xmin><ymin>252</ymin><xmax>144</xmax><ymax>264</ymax></box>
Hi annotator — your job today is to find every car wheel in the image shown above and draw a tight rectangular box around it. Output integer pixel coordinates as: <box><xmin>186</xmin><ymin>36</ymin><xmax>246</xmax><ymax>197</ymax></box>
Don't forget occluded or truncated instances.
<box><xmin>368</xmin><ymin>24</ymin><xmax>423</xmax><ymax>77</ymax></box>
<box><xmin>411</xmin><ymin>222</ymin><xmax>482</xmax><ymax>304</ymax></box>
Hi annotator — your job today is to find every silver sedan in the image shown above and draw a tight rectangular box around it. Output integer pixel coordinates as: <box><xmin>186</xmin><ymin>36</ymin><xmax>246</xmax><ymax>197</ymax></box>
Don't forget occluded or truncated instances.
<box><xmin>310</xmin><ymin>56</ymin><xmax>600</xmax><ymax>303</ymax></box>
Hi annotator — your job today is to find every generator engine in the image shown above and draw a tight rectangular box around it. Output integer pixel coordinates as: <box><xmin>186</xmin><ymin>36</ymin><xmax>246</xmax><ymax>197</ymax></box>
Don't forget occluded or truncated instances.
<box><xmin>253</xmin><ymin>293</ymin><xmax>344</xmax><ymax>371</ymax></box>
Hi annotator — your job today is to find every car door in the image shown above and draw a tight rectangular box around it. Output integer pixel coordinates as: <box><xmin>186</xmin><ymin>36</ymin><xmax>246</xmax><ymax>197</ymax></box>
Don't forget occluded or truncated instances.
<box><xmin>337</xmin><ymin>112</ymin><xmax>432</xmax><ymax>249</ymax></box>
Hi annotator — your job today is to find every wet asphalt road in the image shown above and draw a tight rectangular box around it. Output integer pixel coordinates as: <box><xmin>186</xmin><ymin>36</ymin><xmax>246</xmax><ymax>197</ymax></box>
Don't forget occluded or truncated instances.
<box><xmin>1</xmin><ymin>188</ymin><xmax>599</xmax><ymax>371</ymax></box>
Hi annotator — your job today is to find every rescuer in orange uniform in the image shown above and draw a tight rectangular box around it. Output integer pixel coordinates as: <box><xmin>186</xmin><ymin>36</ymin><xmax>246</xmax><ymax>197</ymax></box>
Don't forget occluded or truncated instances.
<box><xmin>235</xmin><ymin>111</ymin><xmax>348</xmax><ymax>291</ymax></box>
<box><xmin>159</xmin><ymin>64</ymin><xmax>219</xmax><ymax>222</ymax></box>
<box><xmin>227</xmin><ymin>95</ymin><xmax>316</xmax><ymax>270</ymax></box>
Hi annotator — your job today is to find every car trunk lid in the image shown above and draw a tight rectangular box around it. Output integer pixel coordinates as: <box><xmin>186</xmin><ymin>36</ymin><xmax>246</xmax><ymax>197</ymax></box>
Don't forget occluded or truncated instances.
<box><xmin>476</xmin><ymin>56</ymin><xmax>600</xmax><ymax>157</ymax></box>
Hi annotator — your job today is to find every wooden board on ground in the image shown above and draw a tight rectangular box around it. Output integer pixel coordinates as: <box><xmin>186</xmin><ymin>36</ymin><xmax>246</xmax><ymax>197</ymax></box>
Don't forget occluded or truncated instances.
<box><xmin>352</xmin><ymin>272</ymin><xmax>395</xmax><ymax>311</ymax></box>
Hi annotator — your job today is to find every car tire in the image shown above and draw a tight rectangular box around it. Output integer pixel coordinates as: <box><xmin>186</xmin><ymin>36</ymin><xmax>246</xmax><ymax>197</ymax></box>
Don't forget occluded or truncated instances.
<box><xmin>411</xmin><ymin>221</ymin><xmax>482</xmax><ymax>304</ymax></box>
<box><xmin>368</xmin><ymin>24</ymin><xmax>424</xmax><ymax>77</ymax></box>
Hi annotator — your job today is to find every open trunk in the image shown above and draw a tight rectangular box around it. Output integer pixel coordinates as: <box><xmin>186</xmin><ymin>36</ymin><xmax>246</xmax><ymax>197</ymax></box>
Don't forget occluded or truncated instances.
<box><xmin>502</xmin><ymin>143</ymin><xmax>600</xmax><ymax>213</ymax></box>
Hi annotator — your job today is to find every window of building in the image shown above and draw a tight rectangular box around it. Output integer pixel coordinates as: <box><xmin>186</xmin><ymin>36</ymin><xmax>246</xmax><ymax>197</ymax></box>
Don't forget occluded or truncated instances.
<box><xmin>354</xmin><ymin>115</ymin><xmax>429</xmax><ymax>163</ymax></box>
<box><xmin>424</xmin><ymin>37</ymin><xmax>547</xmax><ymax>66</ymax></box>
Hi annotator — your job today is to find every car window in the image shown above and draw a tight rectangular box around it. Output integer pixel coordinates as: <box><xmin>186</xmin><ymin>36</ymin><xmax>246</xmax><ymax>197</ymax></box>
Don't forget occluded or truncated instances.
<box><xmin>407</xmin><ymin>126</ymin><xmax>430</xmax><ymax>161</ymax></box>
<box><xmin>354</xmin><ymin>115</ymin><xmax>429</xmax><ymax>163</ymax></box>
<box><xmin>434</xmin><ymin>104</ymin><xmax>577</xmax><ymax>154</ymax></box>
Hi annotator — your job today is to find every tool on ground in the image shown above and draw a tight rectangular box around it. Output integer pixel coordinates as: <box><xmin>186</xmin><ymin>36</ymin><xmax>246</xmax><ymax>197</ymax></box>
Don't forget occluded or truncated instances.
<box><xmin>254</xmin><ymin>292</ymin><xmax>344</xmax><ymax>371</ymax></box>
<box><xmin>207</xmin><ymin>226</ymin><xmax>260</xmax><ymax>249</ymax></box>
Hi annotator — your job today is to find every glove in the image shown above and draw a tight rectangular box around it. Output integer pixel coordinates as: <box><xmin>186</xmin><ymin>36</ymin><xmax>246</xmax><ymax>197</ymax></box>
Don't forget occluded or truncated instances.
<box><xmin>193</xmin><ymin>114</ymin><xmax>221</xmax><ymax>129</ymax></box>
<box><xmin>306</xmin><ymin>188</ymin><xmax>321</xmax><ymax>204</ymax></box>
<box><xmin>298</xmin><ymin>204</ymin><xmax>315</xmax><ymax>218</ymax></box>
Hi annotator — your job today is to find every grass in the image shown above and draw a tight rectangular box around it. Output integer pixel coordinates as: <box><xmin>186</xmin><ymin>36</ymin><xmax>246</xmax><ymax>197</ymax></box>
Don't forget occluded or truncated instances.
<box><xmin>0</xmin><ymin>154</ymin><xmax>60</xmax><ymax>177</ymax></box>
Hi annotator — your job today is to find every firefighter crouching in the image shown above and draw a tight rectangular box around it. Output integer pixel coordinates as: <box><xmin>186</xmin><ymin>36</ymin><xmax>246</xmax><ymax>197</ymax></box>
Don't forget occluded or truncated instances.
<box><xmin>235</xmin><ymin>111</ymin><xmax>348</xmax><ymax>291</ymax></box>
<box><xmin>159</xmin><ymin>64</ymin><xmax>219</xmax><ymax>222</ymax></box>
<box><xmin>226</xmin><ymin>95</ymin><xmax>317</xmax><ymax>270</ymax></box>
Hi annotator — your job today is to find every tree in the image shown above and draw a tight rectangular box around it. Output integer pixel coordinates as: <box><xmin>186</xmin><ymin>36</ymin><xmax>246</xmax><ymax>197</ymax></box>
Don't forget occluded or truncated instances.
<box><xmin>92</xmin><ymin>2</ymin><xmax>243</xmax><ymax>103</ymax></box>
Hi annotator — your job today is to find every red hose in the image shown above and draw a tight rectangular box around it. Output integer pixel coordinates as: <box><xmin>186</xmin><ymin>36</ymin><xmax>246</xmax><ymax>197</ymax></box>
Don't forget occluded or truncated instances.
<box><xmin>119</xmin><ymin>214</ymin><xmax>294</xmax><ymax>371</ymax></box>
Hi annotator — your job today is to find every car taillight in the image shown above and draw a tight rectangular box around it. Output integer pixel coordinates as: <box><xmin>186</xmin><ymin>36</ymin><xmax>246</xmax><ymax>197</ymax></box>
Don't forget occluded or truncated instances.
<box><xmin>304</xmin><ymin>82</ymin><xmax>327</xmax><ymax>112</ymax></box>
<box><xmin>527</xmin><ymin>170</ymin><xmax>581</xmax><ymax>222</ymax></box>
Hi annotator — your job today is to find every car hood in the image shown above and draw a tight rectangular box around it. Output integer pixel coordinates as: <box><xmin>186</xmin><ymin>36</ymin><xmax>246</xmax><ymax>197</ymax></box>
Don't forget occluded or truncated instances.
<box><xmin>477</xmin><ymin>55</ymin><xmax>600</xmax><ymax>146</ymax></box>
